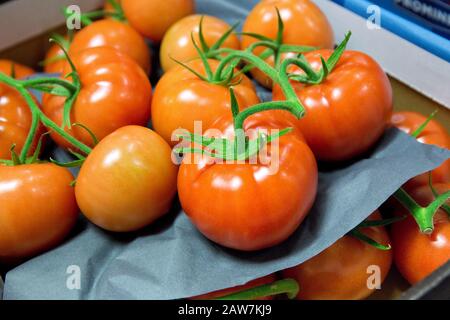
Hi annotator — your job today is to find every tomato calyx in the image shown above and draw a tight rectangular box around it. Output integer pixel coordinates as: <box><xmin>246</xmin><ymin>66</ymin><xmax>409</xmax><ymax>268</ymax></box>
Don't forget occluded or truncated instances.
<box><xmin>349</xmin><ymin>216</ymin><xmax>404</xmax><ymax>250</ymax></box>
<box><xmin>288</xmin><ymin>31</ymin><xmax>351</xmax><ymax>85</ymax></box>
<box><xmin>428</xmin><ymin>175</ymin><xmax>450</xmax><ymax>217</ymax></box>
<box><xmin>39</xmin><ymin>33</ymin><xmax>72</xmax><ymax>69</ymax></box>
<box><xmin>0</xmin><ymin>133</ymin><xmax>48</xmax><ymax>166</ymax></box>
<box><xmin>212</xmin><ymin>279</ymin><xmax>299</xmax><ymax>300</ymax></box>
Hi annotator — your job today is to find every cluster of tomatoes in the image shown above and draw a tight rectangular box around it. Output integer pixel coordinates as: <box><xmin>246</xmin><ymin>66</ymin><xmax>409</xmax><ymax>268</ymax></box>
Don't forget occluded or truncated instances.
<box><xmin>0</xmin><ymin>0</ymin><xmax>449</xmax><ymax>300</ymax></box>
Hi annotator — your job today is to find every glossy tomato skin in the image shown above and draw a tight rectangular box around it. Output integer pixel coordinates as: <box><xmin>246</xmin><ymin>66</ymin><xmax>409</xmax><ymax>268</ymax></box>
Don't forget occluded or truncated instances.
<box><xmin>391</xmin><ymin>183</ymin><xmax>450</xmax><ymax>285</ymax></box>
<box><xmin>0</xmin><ymin>163</ymin><xmax>78</xmax><ymax>263</ymax></box>
<box><xmin>193</xmin><ymin>274</ymin><xmax>277</xmax><ymax>300</ymax></box>
<box><xmin>160</xmin><ymin>14</ymin><xmax>240</xmax><ymax>72</ymax></box>
<box><xmin>282</xmin><ymin>212</ymin><xmax>392</xmax><ymax>300</ymax></box>
<box><xmin>0</xmin><ymin>60</ymin><xmax>44</xmax><ymax>160</ymax></box>
<box><xmin>75</xmin><ymin>126</ymin><xmax>178</xmax><ymax>232</ymax></box>
<box><xmin>178</xmin><ymin>113</ymin><xmax>318</xmax><ymax>251</ymax></box>
<box><xmin>152</xmin><ymin>59</ymin><xmax>260</xmax><ymax>147</ymax></box>
<box><xmin>42</xmin><ymin>47</ymin><xmax>152</xmax><ymax>150</ymax></box>
<box><xmin>121</xmin><ymin>0</ymin><xmax>195</xmax><ymax>42</ymax></box>
<box><xmin>390</xmin><ymin>112</ymin><xmax>450</xmax><ymax>190</ymax></box>
<box><xmin>70</xmin><ymin>19</ymin><xmax>151</xmax><ymax>74</ymax></box>
<box><xmin>273</xmin><ymin>50</ymin><xmax>393</xmax><ymax>162</ymax></box>
<box><xmin>242</xmin><ymin>0</ymin><xmax>334</xmax><ymax>88</ymax></box>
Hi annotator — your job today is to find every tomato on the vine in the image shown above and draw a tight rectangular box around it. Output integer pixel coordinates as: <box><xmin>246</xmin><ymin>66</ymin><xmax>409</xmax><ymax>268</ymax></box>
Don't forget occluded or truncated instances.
<box><xmin>193</xmin><ymin>275</ymin><xmax>277</xmax><ymax>300</ymax></box>
<box><xmin>0</xmin><ymin>163</ymin><xmax>78</xmax><ymax>263</ymax></box>
<box><xmin>242</xmin><ymin>0</ymin><xmax>334</xmax><ymax>88</ymax></box>
<box><xmin>282</xmin><ymin>212</ymin><xmax>392</xmax><ymax>300</ymax></box>
<box><xmin>42</xmin><ymin>46</ymin><xmax>152</xmax><ymax>149</ymax></box>
<box><xmin>0</xmin><ymin>60</ymin><xmax>44</xmax><ymax>160</ymax></box>
<box><xmin>69</xmin><ymin>19</ymin><xmax>151</xmax><ymax>74</ymax></box>
<box><xmin>391</xmin><ymin>183</ymin><xmax>450</xmax><ymax>285</ymax></box>
<box><xmin>160</xmin><ymin>14</ymin><xmax>240</xmax><ymax>72</ymax></box>
<box><xmin>273</xmin><ymin>50</ymin><xmax>393</xmax><ymax>162</ymax></box>
<box><xmin>390</xmin><ymin>111</ymin><xmax>450</xmax><ymax>190</ymax></box>
<box><xmin>152</xmin><ymin>59</ymin><xmax>260</xmax><ymax>146</ymax></box>
<box><xmin>75</xmin><ymin>125</ymin><xmax>178</xmax><ymax>232</ymax></box>
<box><xmin>121</xmin><ymin>0</ymin><xmax>195</xmax><ymax>42</ymax></box>
<box><xmin>177</xmin><ymin>112</ymin><xmax>318</xmax><ymax>251</ymax></box>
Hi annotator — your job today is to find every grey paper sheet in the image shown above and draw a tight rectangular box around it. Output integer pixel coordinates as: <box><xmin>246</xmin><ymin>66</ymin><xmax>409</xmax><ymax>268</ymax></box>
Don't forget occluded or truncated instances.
<box><xmin>3</xmin><ymin>0</ymin><xmax>450</xmax><ymax>300</ymax></box>
<box><xmin>3</xmin><ymin>128</ymin><xmax>450</xmax><ymax>300</ymax></box>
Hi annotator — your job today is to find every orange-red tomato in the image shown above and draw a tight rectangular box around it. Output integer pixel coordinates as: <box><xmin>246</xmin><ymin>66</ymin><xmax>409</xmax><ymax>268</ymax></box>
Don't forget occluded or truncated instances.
<box><xmin>178</xmin><ymin>113</ymin><xmax>318</xmax><ymax>251</ymax></box>
<box><xmin>282</xmin><ymin>212</ymin><xmax>392</xmax><ymax>300</ymax></box>
<box><xmin>273</xmin><ymin>50</ymin><xmax>393</xmax><ymax>162</ymax></box>
<box><xmin>42</xmin><ymin>47</ymin><xmax>152</xmax><ymax>150</ymax></box>
<box><xmin>75</xmin><ymin>125</ymin><xmax>178</xmax><ymax>232</ymax></box>
<box><xmin>0</xmin><ymin>60</ymin><xmax>44</xmax><ymax>160</ymax></box>
<box><xmin>152</xmin><ymin>59</ymin><xmax>260</xmax><ymax>147</ymax></box>
<box><xmin>390</xmin><ymin>111</ymin><xmax>450</xmax><ymax>190</ymax></box>
<box><xmin>242</xmin><ymin>0</ymin><xmax>334</xmax><ymax>88</ymax></box>
<box><xmin>69</xmin><ymin>19</ymin><xmax>151</xmax><ymax>74</ymax></box>
<box><xmin>391</xmin><ymin>183</ymin><xmax>450</xmax><ymax>285</ymax></box>
<box><xmin>0</xmin><ymin>163</ymin><xmax>78</xmax><ymax>263</ymax></box>
<box><xmin>43</xmin><ymin>42</ymin><xmax>66</xmax><ymax>74</ymax></box>
<box><xmin>160</xmin><ymin>14</ymin><xmax>240</xmax><ymax>72</ymax></box>
<box><xmin>193</xmin><ymin>275</ymin><xmax>277</xmax><ymax>300</ymax></box>
<box><xmin>121</xmin><ymin>0</ymin><xmax>195</xmax><ymax>42</ymax></box>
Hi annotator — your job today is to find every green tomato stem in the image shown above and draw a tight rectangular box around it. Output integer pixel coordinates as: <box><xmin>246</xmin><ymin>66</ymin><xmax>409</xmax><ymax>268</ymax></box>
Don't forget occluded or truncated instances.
<box><xmin>0</xmin><ymin>72</ymin><xmax>92</xmax><ymax>157</ymax></box>
<box><xmin>214</xmin><ymin>279</ymin><xmax>299</xmax><ymax>300</ymax></box>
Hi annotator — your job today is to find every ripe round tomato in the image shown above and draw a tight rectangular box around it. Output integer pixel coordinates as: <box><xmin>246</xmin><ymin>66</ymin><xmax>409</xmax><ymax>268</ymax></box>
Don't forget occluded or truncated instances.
<box><xmin>160</xmin><ymin>14</ymin><xmax>240</xmax><ymax>72</ymax></box>
<box><xmin>69</xmin><ymin>19</ymin><xmax>151</xmax><ymax>74</ymax></box>
<box><xmin>0</xmin><ymin>163</ymin><xmax>78</xmax><ymax>263</ymax></box>
<box><xmin>121</xmin><ymin>0</ymin><xmax>195</xmax><ymax>42</ymax></box>
<box><xmin>75</xmin><ymin>125</ymin><xmax>178</xmax><ymax>232</ymax></box>
<box><xmin>242</xmin><ymin>0</ymin><xmax>334</xmax><ymax>88</ymax></box>
<box><xmin>391</xmin><ymin>183</ymin><xmax>450</xmax><ymax>285</ymax></box>
<box><xmin>273</xmin><ymin>50</ymin><xmax>393</xmax><ymax>162</ymax></box>
<box><xmin>178</xmin><ymin>113</ymin><xmax>318</xmax><ymax>251</ymax></box>
<box><xmin>42</xmin><ymin>46</ymin><xmax>152</xmax><ymax>150</ymax></box>
<box><xmin>193</xmin><ymin>275</ymin><xmax>277</xmax><ymax>300</ymax></box>
<box><xmin>152</xmin><ymin>59</ymin><xmax>260</xmax><ymax>147</ymax></box>
<box><xmin>282</xmin><ymin>212</ymin><xmax>392</xmax><ymax>300</ymax></box>
<box><xmin>43</xmin><ymin>42</ymin><xmax>66</xmax><ymax>74</ymax></box>
<box><xmin>390</xmin><ymin>111</ymin><xmax>450</xmax><ymax>190</ymax></box>
<box><xmin>0</xmin><ymin>60</ymin><xmax>44</xmax><ymax>160</ymax></box>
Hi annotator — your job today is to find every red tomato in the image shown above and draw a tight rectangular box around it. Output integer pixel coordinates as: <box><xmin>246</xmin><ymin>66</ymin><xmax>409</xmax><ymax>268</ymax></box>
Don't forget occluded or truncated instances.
<box><xmin>177</xmin><ymin>113</ymin><xmax>318</xmax><ymax>251</ymax></box>
<box><xmin>0</xmin><ymin>163</ymin><xmax>78</xmax><ymax>263</ymax></box>
<box><xmin>121</xmin><ymin>0</ymin><xmax>195</xmax><ymax>42</ymax></box>
<box><xmin>273</xmin><ymin>50</ymin><xmax>393</xmax><ymax>162</ymax></box>
<box><xmin>390</xmin><ymin>111</ymin><xmax>450</xmax><ymax>190</ymax></box>
<box><xmin>75</xmin><ymin>125</ymin><xmax>178</xmax><ymax>232</ymax></box>
<box><xmin>391</xmin><ymin>183</ymin><xmax>450</xmax><ymax>285</ymax></box>
<box><xmin>69</xmin><ymin>19</ymin><xmax>151</xmax><ymax>74</ymax></box>
<box><xmin>193</xmin><ymin>275</ymin><xmax>277</xmax><ymax>300</ymax></box>
<box><xmin>152</xmin><ymin>59</ymin><xmax>260</xmax><ymax>147</ymax></box>
<box><xmin>42</xmin><ymin>47</ymin><xmax>152</xmax><ymax>150</ymax></box>
<box><xmin>282</xmin><ymin>212</ymin><xmax>392</xmax><ymax>300</ymax></box>
<box><xmin>242</xmin><ymin>0</ymin><xmax>334</xmax><ymax>88</ymax></box>
<box><xmin>0</xmin><ymin>60</ymin><xmax>44</xmax><ymax>160</ymax></box>
<box><xmin>160</xmin><ymin>14</ymin><xmax>240</xmax><ymax>72</ymax></box>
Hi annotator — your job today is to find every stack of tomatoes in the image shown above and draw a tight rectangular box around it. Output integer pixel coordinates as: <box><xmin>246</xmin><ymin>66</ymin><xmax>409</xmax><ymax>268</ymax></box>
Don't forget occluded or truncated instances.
<box><xmin>0</xmin><ymin>0</ymin><xmax>449</xmax><ymax>300</ymax></box>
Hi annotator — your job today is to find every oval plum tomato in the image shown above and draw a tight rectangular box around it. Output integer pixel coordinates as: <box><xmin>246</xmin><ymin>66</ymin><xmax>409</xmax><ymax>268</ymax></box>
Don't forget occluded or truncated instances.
<box><xmin>242</xmin><ymin>0</ymin><xmax>334</xmax><ymax>88</ymax></box>
<box><xmin>0</xmin><ymin>60</ymin><xmax>44</xmax><ymax>160</ymax></box>
<box><xmin>121</xmin><ymin>0</ymin><xmax>195</xmax><ymax>42</ymax></box>
<box><xmin>282</xmin><ymin>212</ymin><xmax>392</xmax><ymax>300</ymax></box>
<box><xmin>391</xmin><ymin>183</ymin><xmax>450</xmax><ymax>285</ymax></box>
<box><xmin>69</xmin><ymin>19</ymin><xmax>151</xmax><ymax>74</ymax></box>
<box><xmin>152</xmin><ymin>59</ymin><xmax>260</xmax><ymax>147</ymax></box>
<box><xmin>193</xmin><ymin>275</ymin><xmax>277</xmax><ymax>300</ymax></box>
<box><xmin>160</xmin><ymin>14</ymin><xmax>240</xmax><ymax>72</ymax></box>
<box><xmin>0</xmin><ymin>163</ymin><xmax>78</xmax><ymax>263</ymax></box>
<box><xmin>177</xmin><ymin>113</ymin><xmax>318</xmax><ymax>251</ymax></box>
<box><xmin>75</xmin><ymin>125</ymin><xmax>178</xmax><ymax>232</ymax></box>
<box><xmin>390</xmin><ymin>111</ymin><xmax>450</xmax><ymax>190</ymax></box>
<box><xmin>42</xmin><ymin>47</ymin><xmax>152</xmax><ymax>150</ymax></box>
<box><xmin>273</xmin><ymin>50</ymin><xmax>393</xmax><ymax>162</ymax></box>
